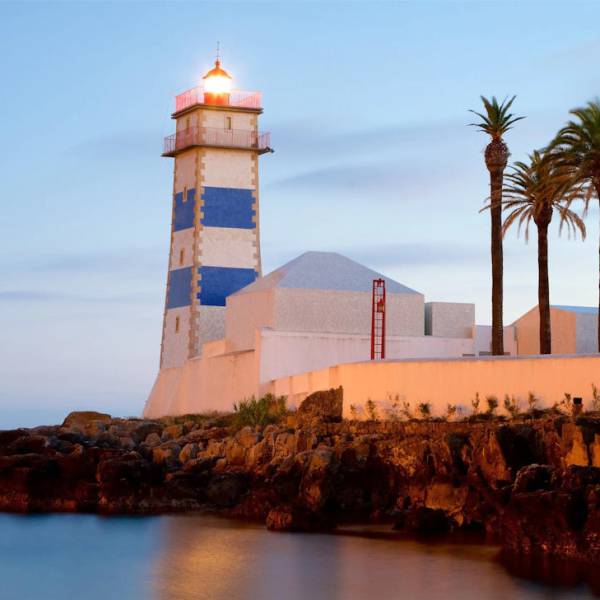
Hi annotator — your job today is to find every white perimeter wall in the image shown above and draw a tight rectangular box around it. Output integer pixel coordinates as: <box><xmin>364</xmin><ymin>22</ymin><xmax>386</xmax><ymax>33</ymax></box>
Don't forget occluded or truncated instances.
<box><xmin>257</xmin><ymin>329</ymin><xmax>474</xmax><ymax>387</ymax></box>
<box><xmin>144</xmin><ymin>348</ymin><xmax>258</xmax><ymax>417</ymax></box>
<box><xmin>270</xmin><ymin>354</ymin><xmax>600</xmax><ymax>417</ymax></box>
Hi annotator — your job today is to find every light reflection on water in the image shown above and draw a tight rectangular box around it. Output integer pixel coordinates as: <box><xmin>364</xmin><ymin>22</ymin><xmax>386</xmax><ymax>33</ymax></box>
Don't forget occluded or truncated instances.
<box><xmin>0</xmin><ymin>513</ymin><xmax>596</xmax><ymax>600</ymax></box>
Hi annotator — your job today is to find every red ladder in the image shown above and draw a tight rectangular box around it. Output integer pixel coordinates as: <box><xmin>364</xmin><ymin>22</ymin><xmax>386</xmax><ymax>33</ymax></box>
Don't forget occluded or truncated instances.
<box><xmin>371</xmin><ymin>278</ymin><xmax>386</xmax><ymax>360</ymax></box>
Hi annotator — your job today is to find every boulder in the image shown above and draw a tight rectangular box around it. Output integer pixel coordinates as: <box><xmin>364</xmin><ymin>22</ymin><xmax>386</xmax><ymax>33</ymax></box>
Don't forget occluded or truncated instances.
<box><xmin>162</xmin><ymin>425</ymin><xmax>184</xmax><ymax>442</ymax></box>
<box><xmin>513</xmin><ymin>464</ymin><xmax>554</xmax><ymax>493</ymax></box>
<box><xmin>144</xmin><ymin>432</ymin><xmax>162</xmax><ymax>447</ymax></box>
<box><xmin>63</xmin><ymin>411</ymin><xmax>111</xmax><ymax>429</ymax></box>
<box><xmin>297</xmin><ymin>387</ymin><xmax>343</xmax><ymax>424</ymax></box>
<box><xmin>131</xmin><ymin>422</ymin><xmax>163</xmax><ymax>445</ymax></box>
<box><xmin>395</xmin><ymin>507</ymin><xmax>453</xmax><ymax>535</ymax></box>
<box><xmin>179</xmin><ymin>443</ymin><xmax>199</xmax><ymax>463</ymax></box>
<box><xmin>0</xmin><ymin>429</ymin><xmax>30</xmax><ymax>449</ymax></box>
<box><xmin>205</xmin><ymin>473</ymin><xmax>248</xmax><ymax>507</ymax></box>
<box><xmin>266</xmin><ymin>505</ymin><xmax>335</xmax><ymax>532</ymax></box>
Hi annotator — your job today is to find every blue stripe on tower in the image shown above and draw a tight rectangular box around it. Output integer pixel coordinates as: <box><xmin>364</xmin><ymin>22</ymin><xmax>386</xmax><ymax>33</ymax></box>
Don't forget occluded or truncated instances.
<box><xmin>167</xmin><ymin>267</ymin><xmax>192</xmax><ymax>308</ymax></box>
<box><xmin>201</xmin><ymin>187</ymin><xmax>255</xmax><ymax>229</ymax></box>
<box><xmin>173</xmin><ymin>189</ymin><xmax>196</xmax><ymax>231</ymax></box>
<box><xmin>198</xmin><ymin>266</ymin><xmax>258</xmax><ymax>306</ymax></box>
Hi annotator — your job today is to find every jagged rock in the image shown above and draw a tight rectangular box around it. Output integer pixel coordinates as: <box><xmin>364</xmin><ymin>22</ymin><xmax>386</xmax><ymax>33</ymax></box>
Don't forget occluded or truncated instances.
<box><xmin>299</xmin><ymin>447</ymin><xmax>337</xmax><ymax>511</ymax></box>
<box><xmin>152</xmin><ymin>443</ymin><xmax>181</xmax><ymax>466</ymax></box>
<box><xmin>5</xmin><ymin>435</ymin><xmax>48</xmax><ymax>455</ymax></box>
<box><xmin>183</xmin><ymin>456</ymin><xmax>217</xmax><ymax>474</ymax></box>
<box><xmin>500</xmin><ymin>465</ymin><xmax>600</xmax><ymax>561</ymax></box>
<box><xmin>474</xmin><ymin>430</ymin><xmax>513</xmax><ymax>487</ymax></box>
<box><xmin>562</xmin><ymin>423</ymin><xmax>590</xmax><ymax>466</ymax></box>
<box><xmin>144</xmin><ymin>432</ymin><xmax>162</xmax><ymax>447</ymax></box>
<box><xmin>272</xmin><ymin>432</ymin><xmax>296</xmax><ymax>462</ymax></box>
<box><xmin>513</xmin><ymin>464</ymin><xmax>554</xmax><ymax>493</ymax></box>
<box><xmin>236</xmin><ymin>426</ymin><xmax>261</xmax><ymax>448</ymax></box>
<box><xmin>162</xmin><ymin>425</ymin><xmax>184</xmax><ymax>442</ymax></box>
<box><xmin>205</xmin><ymin>473</ymin><xmax>247</xmax><ymax>507</ymax></box>
<box><xmin>63</xmin><ymin>411</ymin><xmax>111</xmax><ymax>429</ymax></box>
<box><xmin>131</xmin><ymin>422</ymin><xmax>162</xmax><ymax>445</ymax></box>
<box><xmin>266</xmin><ymin>505</ymin><xmax>334</xmax><ymax>532</ymax></box>
<box><xmin>395</xmin><ymin>507</ymin><xmax>453</xmax><ymax>535</ymax></box>
<box><xmin>0</xmin><ymin>429</ymin><xmax>30</xmax><ymax>449</ymax></box>
<box><xmin>423</xmin><ymin>482</ymin><xmax>469</xmax><ymax>525</ymax></box>
<box><xmin>179</xmin><ymin>443</ymin><xmax>199</xmax><ymax>463</ymax></box>
<box><xmin>297</xmin><ymin>387</ymin><xmax>343</xmax><ymax>424</ymax></box>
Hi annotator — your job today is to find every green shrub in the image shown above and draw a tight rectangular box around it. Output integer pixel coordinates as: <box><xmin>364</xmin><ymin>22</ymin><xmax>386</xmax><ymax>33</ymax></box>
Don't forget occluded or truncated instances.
<box><xmin>486</xmin><ymin>395</ymin><xmax>498</xmax><ymax>415</ymax></box>
<box><xmin>527</xmin><ymin>392</ymin><xmax>538</xmax><ymax>413</ymax></box>
<box><xmin>417</xmin><ymin>402</ymin><xmax>431</xmax><ymax>419</ymax></box>
<box><xmin>401</xmin><ymin>399</ymin><xmax>413</xmax><ymax>420</ymax></box>
<box><xmin>366</xmin><ymin>398</ymin><xmax>379</xmax><ymax>421</ymax></box>
<box><xmin>233</xmin><ymin>394</ymin><xmax>287</xmax><ymax>428</ymax></box>
<box><xmin>503</xmin><ymin>394</ymin><xmax>520</xmax><ymax>418</ymax></box>
<box><xmin>558</xmin><ymin>392</ymin><xmax>573</xmax><ymax>415</ymax></box>
<box><xmin>445</xmin><ymin>404</ymin><xmax>457</xmax><ymax>421</ymax></box>
<box><xmin>385</xmin><ymin>394</ymin><xmax>402</xmax><ymax>421</ymax></box>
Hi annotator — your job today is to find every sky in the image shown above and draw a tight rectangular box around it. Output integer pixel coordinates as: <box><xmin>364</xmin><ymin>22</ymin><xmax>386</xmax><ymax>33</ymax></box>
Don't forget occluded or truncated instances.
<box><xmin>1</xmin><ymin>0</ymin><xmax>599</xmax><ymax>428</ymax></box>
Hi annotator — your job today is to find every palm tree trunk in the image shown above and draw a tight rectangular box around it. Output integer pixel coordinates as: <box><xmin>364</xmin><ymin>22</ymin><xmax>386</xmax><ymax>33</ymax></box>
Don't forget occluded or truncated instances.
<box><xmin>490</xmin><ymin>169</ymin><xmax>504</xmax><ymax>355</ymax></box>
<box><xmin>537</xmin><ymin>223</ymin><xmax>551</xmax><ymax>354</ymax></box>
<box><xmin>597</xmin><ymin>186</ymin><xmax>600</xmax><ymax>353</ymax></box>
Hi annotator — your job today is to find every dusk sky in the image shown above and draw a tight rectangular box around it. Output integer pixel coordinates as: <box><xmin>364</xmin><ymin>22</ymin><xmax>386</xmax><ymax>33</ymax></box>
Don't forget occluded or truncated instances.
<box><xmin>1</xmin><ymin>1</ymin><xmax>599</xmax><ymax>427</ymax></box>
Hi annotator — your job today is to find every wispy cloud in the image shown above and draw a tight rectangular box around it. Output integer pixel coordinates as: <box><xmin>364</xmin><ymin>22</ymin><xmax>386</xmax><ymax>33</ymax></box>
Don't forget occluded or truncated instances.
<box><xmin>5</xmin><ymin>247</ymin><xmax>165</xmax><ymax>275</ymax></box>
<box><xmin>268</xmin><ymin>161</ymin><xmax>461</xmax><ymax>195</ymax></box>
<box><xmin>62</xmin><ymin>130</ymin><xmax>162</xmax><ymax>160</ymax></box>
<box><xmin>344</xmin><ymin>241</ymin><xmax>488</xmax><ymax>269</ymax></box>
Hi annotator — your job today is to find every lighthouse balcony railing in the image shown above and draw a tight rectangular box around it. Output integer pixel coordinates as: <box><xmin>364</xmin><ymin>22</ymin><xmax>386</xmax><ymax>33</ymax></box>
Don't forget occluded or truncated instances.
<box><xmin>174</xmin><ymin>87</ymin><xmax>262</xmax><ymax>113</ymax></box>
<box><xmin>163</xmin><ymin>126</ymin><xmax>270</xmax><ymax>155</ymax></box>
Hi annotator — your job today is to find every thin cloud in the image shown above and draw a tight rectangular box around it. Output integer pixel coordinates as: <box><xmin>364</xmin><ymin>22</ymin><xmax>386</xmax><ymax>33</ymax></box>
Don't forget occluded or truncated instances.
<box><xmin>268</xmin><ymin>162</ymin><xmax>458</xmax><ymax>194</ymax></box>
<box><xmin>0</xmin><ymin>289</ymin><xmax>155</xmax><ymax>305</ymax></box>
<box><xmin>6</xmin><ymin>247</ymin><xmax>165</xmax><ymax>275</ymax></box>
<box><xmin>63</xmin><ymin>130</ymin><xmax>162</xmax><ymax>160</ymax></box>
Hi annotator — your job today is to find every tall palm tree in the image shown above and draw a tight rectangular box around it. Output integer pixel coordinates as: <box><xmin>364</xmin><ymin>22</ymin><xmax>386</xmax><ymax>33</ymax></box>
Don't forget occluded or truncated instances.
<box><xmin>549</xmin><ymin>100</ymin><xmax>600</xmax><ymax>351</ymax></box>
<box><xmin>500</xmin><ymin>151</ymin><xmax>586</xmax><ymax>354</ymax></box>
<box><xmin>470</xmin><ymin>96</ymin><xmax>525</xmax><ymax>355</ymax></box>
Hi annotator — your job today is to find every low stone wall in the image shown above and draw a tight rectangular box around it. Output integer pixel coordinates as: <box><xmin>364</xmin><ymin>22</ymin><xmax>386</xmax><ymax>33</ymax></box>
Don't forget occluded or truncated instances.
<box><xmin>270</xmin><ymin>354</ymin><xmax>600</xmax><ymax>418</ymax></box>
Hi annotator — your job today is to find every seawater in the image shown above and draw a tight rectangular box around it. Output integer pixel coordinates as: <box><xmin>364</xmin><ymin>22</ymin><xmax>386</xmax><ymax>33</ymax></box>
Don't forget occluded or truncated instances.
<box><xmin>0</xmin><ymin>513</ymin><xmax>596</xmax><ymax>600</ymax></box>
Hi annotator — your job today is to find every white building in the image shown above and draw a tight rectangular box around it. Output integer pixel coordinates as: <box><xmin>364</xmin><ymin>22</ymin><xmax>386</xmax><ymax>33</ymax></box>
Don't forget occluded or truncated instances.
<box><xmin>145</xmin><ymin>250</ymin><xmax>514</xmax><ymax>417</ymax></box>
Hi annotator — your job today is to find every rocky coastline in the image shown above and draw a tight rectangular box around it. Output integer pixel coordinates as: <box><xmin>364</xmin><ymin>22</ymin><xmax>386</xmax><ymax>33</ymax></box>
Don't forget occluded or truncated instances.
<box><xmin>2</xmin><ymin>390</ymin><xmax>600</xmax><ymax>564</ymax></box>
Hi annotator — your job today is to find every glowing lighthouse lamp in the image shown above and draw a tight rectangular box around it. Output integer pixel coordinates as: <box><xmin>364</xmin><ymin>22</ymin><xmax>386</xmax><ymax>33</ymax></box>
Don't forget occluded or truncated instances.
<box><xmin>202</xmin><ymin>58</ymin><xmax>233</xmax><ymax>106</ymax></box>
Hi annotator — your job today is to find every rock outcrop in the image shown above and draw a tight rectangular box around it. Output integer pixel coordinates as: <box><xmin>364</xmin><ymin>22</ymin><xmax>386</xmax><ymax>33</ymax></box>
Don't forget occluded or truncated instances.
<box><xmin>2</xmin><ymin>412</ymin><xmax>600</xmax><ymax>562</ymax></box>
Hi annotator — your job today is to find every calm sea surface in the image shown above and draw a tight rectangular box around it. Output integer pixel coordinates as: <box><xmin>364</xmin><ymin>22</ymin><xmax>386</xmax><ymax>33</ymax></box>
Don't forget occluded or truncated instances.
<box><xmin>0</xmin><ymin>513</ymin><xmax>597</xmax><ymax>600</ymax></box>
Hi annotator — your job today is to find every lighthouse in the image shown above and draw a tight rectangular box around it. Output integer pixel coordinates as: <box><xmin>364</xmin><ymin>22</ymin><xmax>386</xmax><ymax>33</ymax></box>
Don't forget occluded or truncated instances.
<box><xmin>159</xmin><ymin>56</ymin><xmax>271</xmax><ymax>368</ymax></box>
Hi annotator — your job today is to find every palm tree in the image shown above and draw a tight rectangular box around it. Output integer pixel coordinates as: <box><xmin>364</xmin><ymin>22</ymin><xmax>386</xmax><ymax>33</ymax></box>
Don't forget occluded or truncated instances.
<box><xmin>549</xmin><ymin>100</ymin><xmax>600</xmax><ymax>351</ymax></box>
<box><xmin>500</xmin><ymin>151</ymin><xmax>586</xmax><ymax>354</ymax></box>
<box><xmin>470</xmin><ymin>96</ymin><xmax>525</xmax><ymax>355</ymax></box>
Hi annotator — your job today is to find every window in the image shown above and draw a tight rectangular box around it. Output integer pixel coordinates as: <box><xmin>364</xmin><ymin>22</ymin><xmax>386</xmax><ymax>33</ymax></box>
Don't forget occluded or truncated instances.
<box><xmin>225</xmin><ymin>116</ymin><xmax>232</xmax><ymax>130</ymax></box>
<box><xmin>175</xmin><ymin>316</ymin><xmax>180</xmax><ymax>333</ymax></box>
<box><xmin>179</xmin><ymin>248</ymin><xmax>185</xmax><ymax>265</ymax></box>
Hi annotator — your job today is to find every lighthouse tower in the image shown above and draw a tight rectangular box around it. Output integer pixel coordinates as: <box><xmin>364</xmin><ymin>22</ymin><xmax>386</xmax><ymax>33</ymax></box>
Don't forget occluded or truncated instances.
<box><xmin>159</xmin><ymin>57</ymin><xmax>271</xmax><ymax>368</ymax></box>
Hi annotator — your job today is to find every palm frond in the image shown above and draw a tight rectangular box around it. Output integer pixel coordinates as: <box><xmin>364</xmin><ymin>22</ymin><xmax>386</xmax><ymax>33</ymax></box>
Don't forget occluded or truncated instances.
<box><xmin>468</xmin><ymin>95</ymin><xmax>525</xmax><ymax>139</ymax></box>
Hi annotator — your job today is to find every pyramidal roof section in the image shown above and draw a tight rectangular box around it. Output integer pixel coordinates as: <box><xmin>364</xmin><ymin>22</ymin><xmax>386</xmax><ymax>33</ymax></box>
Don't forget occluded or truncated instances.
<box><xmin>234</xmin><ymin>251</ymin><xmax>421</xmax><ymax>295</ymax></box>
<box><xmin>552</xmin><ymin>305</ymin><xmax>598</xmax><ymax>315</ymax></box>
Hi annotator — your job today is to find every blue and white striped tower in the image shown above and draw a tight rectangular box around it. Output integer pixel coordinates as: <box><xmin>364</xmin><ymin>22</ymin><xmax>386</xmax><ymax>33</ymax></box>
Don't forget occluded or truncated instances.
<box><xmin>159</xmin><ymin>58</ymin><xmax>271</xmax><ymax>368</ymax></box>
